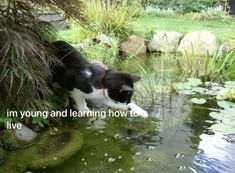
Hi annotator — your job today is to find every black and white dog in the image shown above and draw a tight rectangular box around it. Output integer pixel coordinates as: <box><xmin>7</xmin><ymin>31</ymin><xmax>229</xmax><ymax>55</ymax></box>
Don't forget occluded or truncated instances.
<box><xmin>51</xmin><ymin>41</ymin><xmax>148</xmax><ymax>118</ymax></box>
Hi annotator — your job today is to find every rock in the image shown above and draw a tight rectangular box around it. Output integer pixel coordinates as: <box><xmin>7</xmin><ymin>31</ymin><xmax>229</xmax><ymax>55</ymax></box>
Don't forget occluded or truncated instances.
<box><xmin>38</xmin><ymin>12</ymin><xmax>69</xmax><ymax>30</ymax></box>
<box><xmin>0</xmin><ymin>129</ymin><xmax>83</xmax><ymax>173</ymax></box>
<box><xmin>90</xmin><ymin>59</ymin><xmax>108</xmax><ymax>69</ymax></box>
<box><xmin>0</xmin><ymin>130</ymin><xmax>19</xmax><ymax>150</ymax></box>
<box><xmin>94</xmin><ymin>34</ymin><xmax>112</xmax><ymax>47</ymax></box>
<box><xmin>120</xmin><ymin>35</ymin><xmax>146</xmax><ymax>55</ymax></box>
<box><xmin>178</xmin><ymin>30</ymin><xmax>217</xmax><ymax>56</ymax></box>
<box><xmin>218</xmin><ymin>40</ymin><xmax>235</xmax><ymax>57</ymax></box>
<box><xmin>13</xmin><ymin>123</ymin><xmax>37</xmax><ymax>144</ymax></box>
<box><xmin>148</xmin><ymin>31</ymin><xmax>183</xmax><ymax>52</ymax></box>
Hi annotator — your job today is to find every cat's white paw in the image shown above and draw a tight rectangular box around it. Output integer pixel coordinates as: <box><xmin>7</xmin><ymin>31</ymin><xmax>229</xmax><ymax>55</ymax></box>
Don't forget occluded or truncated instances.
<box><xmin>128</xmin><ymin>102</ymin><xmax>148</xmax><ymax>118</ymax></box>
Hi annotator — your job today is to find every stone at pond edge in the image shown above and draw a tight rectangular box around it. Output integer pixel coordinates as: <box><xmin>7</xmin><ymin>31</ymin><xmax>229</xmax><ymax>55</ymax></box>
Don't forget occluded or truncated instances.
<box><xmin>178</xmin><ymin>30</ymin><xmax>217</xmax><ymax>56</ymax></box>
<box><xmin>120</xmin><ymin>35</ymin><xmax>146</xmax><ymax>55</ymax></box>
<box><xmin>93</xmin><ymin>34</ymin><xmax>112</xmax><ymax>47</ymax></box>
<box><xmin>0</xmin><ymin>129</ymin><xmax>83</xmax><ymax>173</ymax></box>
<box><xmin>13</xmin><ymin>123</ymin><xmax>37</xmax><ymax>144</ymax></box>
<box><xmin>148</xmin><ymin>31</ymin><xmax>183</xmax><ymax>53</ymax></box>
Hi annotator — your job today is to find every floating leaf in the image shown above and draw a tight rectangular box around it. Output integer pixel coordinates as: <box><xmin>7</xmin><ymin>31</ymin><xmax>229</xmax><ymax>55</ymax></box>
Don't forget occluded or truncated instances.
<box><xmin>176</xmin><ymin>83</ymin><xmax>192</xmax><ymax>90</ymax></box>
<box><xmin>187</xmin><ymin>78</ymin><xmax>202</xmax><ymax>86</ymax></box>
<box><xmin>192</xmin><ymin>87</ymin><xmax>205</xmax><ymax>94</ymax></box>
<box><xmin>191</xmin><ymin>98</ymin><xmax>206</xmax><ymax>104</ymax></box>
<box><xmin>224</xmin><ymin>81</ymin><xmax>235</xmax><ymax>89</ymax></box>
<box><xmin>177</xmin><ymin>90</ymin><xmax>196</xmax><ymax>95</ymax></box>
<box><xmin>205</xmin><ymin>82</ymin><xmax>219</xmax><ymax>86</ymax></box>
<box><xmin>222</xmin><ymin>118</ymin><xmax>235</xmax><ymax>127</ymax></box>
<box><xmin>209</xmin><ymin>112</ymin><xmax>222</xmax><ymax>120</ymax></box>
<box><xmin>211</xmin><ymin>123</ymin><xmax>235</xmax><ymax>134</ymax></box>
<box><xmin>217</xmin><ymin>101</ymin><xmax>235</xmax><ymax>108</ymax></box>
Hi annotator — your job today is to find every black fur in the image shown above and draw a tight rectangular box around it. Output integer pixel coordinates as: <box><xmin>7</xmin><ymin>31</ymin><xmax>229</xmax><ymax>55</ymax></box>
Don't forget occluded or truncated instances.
<box><xmin>51</xmin><ymin>41</ymin><xmax>140</xmax><ymax>104</ymax></box>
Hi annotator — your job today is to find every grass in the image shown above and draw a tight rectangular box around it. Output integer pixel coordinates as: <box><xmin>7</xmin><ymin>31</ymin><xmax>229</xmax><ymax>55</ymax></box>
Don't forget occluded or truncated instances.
<box><xmin>131</xmin><ymin>14</ymin><xmax>235</xmax><ymax>43</ymax></box>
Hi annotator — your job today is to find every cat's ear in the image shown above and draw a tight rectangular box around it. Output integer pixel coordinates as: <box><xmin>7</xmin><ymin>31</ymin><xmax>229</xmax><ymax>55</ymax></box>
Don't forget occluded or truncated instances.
<box><xmin>120</xmin><ymin>85</ymin><xmax>133</xmax><ymax>93</ymax></box>
<box><xmin>131</xmin><ymin>75</ymin><xmax>141</xmax><ymax>83</ymax></box>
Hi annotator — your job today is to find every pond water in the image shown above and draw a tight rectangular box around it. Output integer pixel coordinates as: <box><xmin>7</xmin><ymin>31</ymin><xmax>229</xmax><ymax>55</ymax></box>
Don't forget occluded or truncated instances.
<box><xmin>34</xmin><ymin>55</ymin><xmax>235</xmax><ymax>173</ymax></box>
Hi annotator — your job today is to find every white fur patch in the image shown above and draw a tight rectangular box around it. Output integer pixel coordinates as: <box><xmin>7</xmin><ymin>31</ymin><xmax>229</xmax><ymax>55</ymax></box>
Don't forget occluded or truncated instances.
<box><xmin>71</xmin><ymin>87</ymin><xmax>148</xmax><ymax>118</ymax></box>
<box><xmin>128</xmin><ymin>102</ymin><xmax>148</xmax><ymax>118</ymax></box>
<box><xmin>83</xmin><ymin>70</ymin><xmax>92</xmax><ymax>77</ymax></box>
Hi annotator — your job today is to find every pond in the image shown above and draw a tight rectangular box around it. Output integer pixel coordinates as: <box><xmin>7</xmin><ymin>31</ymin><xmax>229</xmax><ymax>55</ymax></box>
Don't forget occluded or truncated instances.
<box><xmin>27</xmin><ymin>55</ymin><xmax>235</xmax><ymax>172</ymax></box>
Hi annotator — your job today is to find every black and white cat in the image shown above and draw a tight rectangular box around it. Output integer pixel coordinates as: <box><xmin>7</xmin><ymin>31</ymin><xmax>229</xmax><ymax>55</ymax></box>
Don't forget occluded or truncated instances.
<box><xmin>51</xmin><ymin>41</ymin><xmax>148</xmax><ymax>118</ymax></box>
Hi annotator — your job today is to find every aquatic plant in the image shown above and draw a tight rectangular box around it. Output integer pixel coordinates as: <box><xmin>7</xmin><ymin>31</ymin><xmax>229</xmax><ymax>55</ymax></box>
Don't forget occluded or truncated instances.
<box><xmin>177</xmin><ymin>49</ymin><xmax>235</xmax><ymax>81</ymax></box>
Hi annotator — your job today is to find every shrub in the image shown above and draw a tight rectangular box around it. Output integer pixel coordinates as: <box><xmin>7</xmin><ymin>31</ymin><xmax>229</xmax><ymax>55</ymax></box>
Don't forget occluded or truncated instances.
<box><xmin>0</xmin><ymin>0</ymin><xmax>86</xmax><ymax>121</ymax></box>
<box><xmin>145</xmin><ymin>0</ymin><xmax>220</xmax><ymax>13</ymax></box>
<box><xmin>83</xmin><ymin>0</ymin><xmax>138</xmax><ymax>36</ymax></box>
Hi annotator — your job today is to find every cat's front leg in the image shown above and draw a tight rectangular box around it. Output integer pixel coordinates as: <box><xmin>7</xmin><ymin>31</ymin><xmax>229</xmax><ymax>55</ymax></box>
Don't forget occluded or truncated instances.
<box><xmin>128</xmin><ymin>102</ymin><xmax>148</xmax><ymax>118</ymax></box>
<box><xmin>70</xmin><ymin>89</ymin><xmax>90</xmax><ymax>112</ymax></box>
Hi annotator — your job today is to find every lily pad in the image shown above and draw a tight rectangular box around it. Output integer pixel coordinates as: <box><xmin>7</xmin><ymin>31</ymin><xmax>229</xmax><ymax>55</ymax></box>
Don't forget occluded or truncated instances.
<box><xmin>192</xmin><ymin>87</ymin><xmax>205</xmax><ymax>94</ymax></box>
<box><xmin>209</xmin><ymin>112</ymin><xmax>222</xmax><ymax>120</ymax></box>
<box><xmin>222</xmin><ymin>118</ymin><xmax>235</xmax><ymax>127</ymax></box>
<box><xmin>176</xmin><ymin>83</ymin><xmax>192</xmax><ymax>90</ymax></box>
<box><xmin>177</xmin><ymin>90</ymin><xmax>196</xmax><ymax>95</ymax></box>
<box><xmin>187</xmin><ymin>78</ymin><xmax>202</xmax><ymax>86</ymax></box>
<box><xmin>191</xmin><ymin>98</ymin><xmax>206</xmax><ymax>104</ymax></box>
<box><xmin>205</xmin><ymin>82</ymin><xmax>219</xmax><ymax>86</ymax></box>
<box><xmin>211</xmin><ymin>123</ymin><xmax>235</xmax><ymax>134</ymax></box>
<box><xmin>217</xmin><ymin>101</ymin><xmax>235</xmax><ymax>108</ymax></box>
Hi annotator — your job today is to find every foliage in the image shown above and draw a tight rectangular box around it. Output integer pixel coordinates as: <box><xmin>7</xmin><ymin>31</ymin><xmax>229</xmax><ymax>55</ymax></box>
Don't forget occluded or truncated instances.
<box><xmin>145</xmin><ymin>0</ymin><xmax>220</xmax><ymax>13</ymax></box>
<box><xmin>0</xmin><ymin>0</ymin><xmax>86</xmax><ymax>123</ymax></box>
<box><xmin>82</xmin><ymin>34</ymin><xmax>120</xmax><ymax>67</ymax></box>
<box><xmin>177</xmin><ymin>49</ymin><xmax>235</xmax><ymax>81</ymax></box>
<box><xmin>82</xmin><ymin>0</ymin><xmax>137</xmax><ymax>36</ymax></box>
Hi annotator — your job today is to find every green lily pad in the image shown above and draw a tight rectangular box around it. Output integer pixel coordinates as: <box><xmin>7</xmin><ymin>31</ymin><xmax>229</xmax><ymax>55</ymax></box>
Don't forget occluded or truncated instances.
<box><xmin>224</xmin><ymin>81</ymin><xmax>235</xmax><ymax>89</ymax></box>
<box><xmin>187</xmin><ymin>78</ymin><xmax>202</xmax><ymax>86</ymax></box>
<box><xmin>205</xmin><ymin>82</ymin><xmax>219</xmax><ymax>86</ymax></box>
<box><xmin>204</xmin><ymin>89</ymin><xmax>218</xmax><ymax>96</ymax></box>
<box><xmin>209</xmin><ymin>112</ymin><xmax>222</xmax><ymax>120</ymax></box>
<box><xmin>220</xmin><ymin>108</ymin><xmax>235</xmax><ymax>116</ymax></box>
<box><xmin>191</xmin><ymin>98</ymin><xmax>206</xmax><ymax>104</ymax></box>
<box><xmin>177</xmin><ymin>90</ymin><xmax>196</xmax><ymax>95</ymax></box>
<box><xmin>176</xmin><ymin>83</ymin><xmax>192</xmax><ymax>90</ymax></box>
<box><xmin>211</xmin><ymin>123</ymin><xmax>235</xmax><ymax>134</ymax></box>
<box><xmin>217</xmin><ymin>101</ymin><xmax>235</xmax><ymax>108</ymax></box>
<box><xmin>222</xmin><ymin>118</ymin><xmax>235</xmax><ymax>127</ymax></box>
<box><xmin>192</xmin><ymin>87</ymin><xmax>205</xmax><ymax>94</ymax></box>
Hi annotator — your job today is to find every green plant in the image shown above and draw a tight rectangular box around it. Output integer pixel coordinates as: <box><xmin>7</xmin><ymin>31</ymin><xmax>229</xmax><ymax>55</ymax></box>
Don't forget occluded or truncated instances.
<box><xmin>82</xmin><ymin>0</ymin><xmax>136</xmax><ymax>36</ymax></box>
<box><xmin>83</xmin><ymin>34</ymin><xmax>120</xmax><ymax>67</ymax></box>
<box><xmin>0</xmin><ymin>0</ymin><xmax>86</xmax><ymax>124</ymax></box>
<box><xmin>177</xmin><ymin>49</ymin><xmax>235</xmax><ymax>81</ymax></box>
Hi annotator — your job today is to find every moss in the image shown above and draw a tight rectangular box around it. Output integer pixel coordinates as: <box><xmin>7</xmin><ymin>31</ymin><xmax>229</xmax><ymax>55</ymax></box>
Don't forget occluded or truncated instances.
<box><xmin>0</xmin><ymin>129</ymin><xmax>83</xmax><ymax>173</ymax></box>
<box><xmin>0</xmin><ymin>130</ymin><xmax>20</xmax><ymax>151</ymax></box>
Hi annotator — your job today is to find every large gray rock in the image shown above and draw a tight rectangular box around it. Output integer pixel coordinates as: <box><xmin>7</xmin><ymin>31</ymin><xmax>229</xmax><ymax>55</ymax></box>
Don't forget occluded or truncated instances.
<box><xmin>120</xmin><ymin>35</ymin><xmax>146</xmax><ymax>55</ymax></box>
<box><xmin>148</xmin><ymin>31</ymin><xmax>183</xmax><ymax>52</ymax></box>
<box><xmin>94</xmin><ymin>34</ymin><xmax>112</xmax><ymax>47</ymax></box>
<box><xmin>38</xmin><ymin>13</ymin><xmax>68</xmax><ymax>30</ymax></box>
<box><xmin>13</xmin><ymin>123</ymin><xmax>37</xmax><ymax>143</ymax></box>
<box><xmin>178</xmin><ymin>30</ymin><xmax>217</xmax><ymax>56</ymax></box>
<box><xmin>218</xmin><ymin>40</ymin><xmax>235</xmax><ymax>57</ymax></box>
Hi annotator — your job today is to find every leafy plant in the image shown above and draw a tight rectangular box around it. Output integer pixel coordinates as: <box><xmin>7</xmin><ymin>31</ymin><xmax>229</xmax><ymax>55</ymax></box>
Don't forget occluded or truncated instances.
<box><xmin>177</xmin><ymin>49</ymin><xmax>235</xmax><ymax>81</ymax></box>
<box><xmin>0</xmin><ymin>0</ymin><xmax>86</xmax><ymax>124</ymax></box>
<box><xmin>82</xmin><ymin>0</ymin><xmax>136</xmax><ymax>36</ymax></box>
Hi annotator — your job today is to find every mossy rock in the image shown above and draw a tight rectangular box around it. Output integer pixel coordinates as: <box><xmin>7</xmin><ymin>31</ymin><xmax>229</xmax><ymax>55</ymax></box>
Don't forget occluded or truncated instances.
<box><xmin>0</xmin><ymin>129</ymin><xmax>83</xmax><ymax>173</ymax></box>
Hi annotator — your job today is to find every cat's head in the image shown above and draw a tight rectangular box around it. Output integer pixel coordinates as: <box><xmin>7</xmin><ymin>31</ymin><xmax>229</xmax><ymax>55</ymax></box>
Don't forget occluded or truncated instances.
<box><xmin>104</xmin><ymin>71</ymin><xmax>140</xmax><ymax>104</ymax></box>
